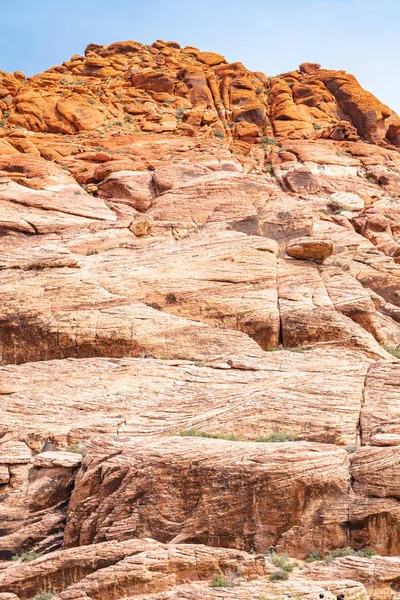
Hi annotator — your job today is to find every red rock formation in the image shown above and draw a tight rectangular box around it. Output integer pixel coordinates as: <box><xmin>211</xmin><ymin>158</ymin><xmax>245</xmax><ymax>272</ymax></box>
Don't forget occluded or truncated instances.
<box><xmin>0</xmin><ymin>38</ymin><xmax>399</xmax><ymax>599</ymax></box>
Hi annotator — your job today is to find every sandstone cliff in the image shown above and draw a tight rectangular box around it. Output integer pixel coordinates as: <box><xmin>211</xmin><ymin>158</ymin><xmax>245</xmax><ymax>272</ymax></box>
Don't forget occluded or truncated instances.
<box><xmin>0</xmin><ymin>39</ymin><xmax>400</xmax><ymax>600</ymax></box>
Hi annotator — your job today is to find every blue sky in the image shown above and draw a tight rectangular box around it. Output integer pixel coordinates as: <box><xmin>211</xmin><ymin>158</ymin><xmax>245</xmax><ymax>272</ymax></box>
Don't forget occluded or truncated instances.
<box><xmin>1</xmin><ymin>0</ymin><xmax>399</xmax><ymax>113</ymax></box>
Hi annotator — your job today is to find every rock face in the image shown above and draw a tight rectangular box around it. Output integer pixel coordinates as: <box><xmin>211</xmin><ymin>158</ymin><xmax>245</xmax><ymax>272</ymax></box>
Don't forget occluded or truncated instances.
<box><xmin>0</xmin><ymin>38</ymin><xmax>399</xmax><ymax>600</ymax></box>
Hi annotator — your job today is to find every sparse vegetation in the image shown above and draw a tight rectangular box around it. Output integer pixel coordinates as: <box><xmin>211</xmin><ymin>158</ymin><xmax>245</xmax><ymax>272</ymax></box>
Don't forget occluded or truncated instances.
<box><xmin>261</xmin><ymin>136</ymin><xmax>277</xmax><ymax>146</ymax></box>
<box><xmin>0</xmin><ymin>120</ymin><xmax>5</xmax><ymax>127</ymax></box>
<box><xmin>345</xmin><ymin>446</ymin><xmax>358</xmax><ymax>454</ymax></box>
<box><xmin>124</xmin><ymin>115</ymin><xmax>133</xmax><ymax>123</ymax></box>
<box><xmin>269</xmin><ymin>569</ymin><xmax>289</xmax><ymax>581</ymax></box>
<box><xmin>383</xmin><ymin>346</ymin><xmax>400</xmax><ymax>359</ymax></box>
<box><xmin>214</xmin><ymin>131</ymin><xmax>224</xmax><ymax>139</ymax></box>
<box><xmin>313</xmin><ymin>124</ymin><xmax>322</xmax><ymax>131</ymax></box>
<box><xmin>31</xmin><ymin>593</ymin><xmax>53</xmax><ymax>600</ymax></box>
<box><xmin>12</xmin><ymin>551</ymin><xmax>40</xmax><ymax>562</ymax></box>
<box><xmin>175</xmin><ymin>107</ymin><xmax>187</xmax><ymax>119</ymax></box>
<box><xmin>87</xmin><ymin>98</ymin><xmax>95</xmax><ymax>105</ymax></box>
<box><xmin>256</xmin><ymin>433</ymin><xmax>298</xmax><ymax>443</ymax></box>
<box><xmin>209</xmin><ymin>574</ymin><xmax>231</xmax><ymax>588</ymax></box>
<box><xmin>271</xmin><ymin>553</ymin><xmax>299</xmax><ymax>573</ymax></box>
<box><xmin>305</xmin><ymin>550</ymin><xmax>321</xmax><ymax>563</ymax></box>
<box><xmin>325</xmin><ymin>547</ymin><xmax>377</xmax><ymax>563</ymax></box>
<box><xmin>255</xmin><ymin>86</ymin><xmax>263</xmax><ymax>94</ymax></box>
<box><xmin>180</xmin><ymin>429</ymin><xmax>238</xmax><ymax>441</ymax></box>
<box><xmin>67</xmin><ymin>443</ymin><xmax>84</xmax><ymax>454</ymax></box>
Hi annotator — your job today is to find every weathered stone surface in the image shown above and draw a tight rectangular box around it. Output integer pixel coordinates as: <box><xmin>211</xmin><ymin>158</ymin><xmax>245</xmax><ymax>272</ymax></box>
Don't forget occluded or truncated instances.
<box><xmin>65</xmin><ymin>437</ymin><xmax>350</xmax><ymax>555</ymax></box>
<box><xmin>0</xmin><ymin>540</ymin><xmax>268</xmax><ymax>600</ymax></box>
<box><xmin>0</xmin><ymin>348</ymin><xmax>371</xmax><ymax>446</ymax></box>
<box><xmin>305</xmin><ymin>555</ymin><xmax>400</xmax><ymax>600</ymax></box>
<box><xmin>286</xmin><ymin>237</ymin><xmax>334</xmax><ymax>261</ymax></box>
<box><xmin>0</xmin><ymin>37</ymin><xmax>400</xmax><ymax>599</ymax></box>
<box><xmin>361</xmin><ymin>362</ymin><xmax>400</xmax><ymax>446</ymax></box>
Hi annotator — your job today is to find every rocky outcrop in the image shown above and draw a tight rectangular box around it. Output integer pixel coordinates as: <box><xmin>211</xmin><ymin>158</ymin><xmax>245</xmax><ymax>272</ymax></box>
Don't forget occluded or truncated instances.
<box><xmin>0</xmin><ymin>38</ymin><xmax>399</xmax><ymax>600</ymax></box>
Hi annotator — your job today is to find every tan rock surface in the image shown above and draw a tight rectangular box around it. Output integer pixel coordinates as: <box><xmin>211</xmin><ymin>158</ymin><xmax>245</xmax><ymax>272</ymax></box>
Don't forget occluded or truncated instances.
<box><xmin>0</xmin><ymin>37</ymin><xmax>400</xmax><ymax>600</ymax></box>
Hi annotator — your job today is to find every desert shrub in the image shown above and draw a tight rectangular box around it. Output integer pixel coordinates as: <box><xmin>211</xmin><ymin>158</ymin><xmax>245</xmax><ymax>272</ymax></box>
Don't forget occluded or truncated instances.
<box><xmin>12</xmin><ymin>551</ymin><xmax>40</xmax><ymax>562</ymax></box>
<box><xmin>324</xmin><ymin>547</ymin><xmax>376</xmax><ymax>562</ymax></box>
<box><xmin>269</xmin><ymin>569</ymin><xmax>289</xmax><ymax>581</ymax></box>
<box><xmin>210</xmin><ymin>574</ymin><xmax>230</xmax><ymax>588</ymax></box>
<box><xmin>345</xmin><ymin>446</ymin><xmax>358</xmax><ymax>454</ymax></box>
<box><xmin>31</xmin><ymin>593</ymin><xmax>53</xmax><ymax>600</ymax></box>
<box><xmin>305</xmin><ymin>550</ymin><xmax>320</xmax><ymax>563</ymax></box>
<box><xmin>214</xmin><ymin>131</ymin><xmax>224</xmax><ymax>139</ymax></box>
<box><xmin>260</xmin><ymin>136</ymin><xmax>276</xmax><ymax>146</ymax></box>
<box><xmin>67</xmin><ymin>443</ymin><xmax>83</xmax><ymax>454</ymax></box>
<box><xmin>271</xmin><ymin>553</ymin><xmax>298</xmax><ymax>572</ymax></box>
<box><xmin>383</xmin><ymin>346</ymin><xmax>400</xmax><ymax>359</ymax></box>
<box><xmin>180</xmin><ymin>429</ymin><xmax>238</xmax><ymax>441</ymax></box>
<box><xmin>256</xmin><ymin>433</ymin><xmax>297</xmax><ymax>443</ymax></box>
<box><xmin>87</xmin><ymin>98</ymin><xmax>95</xmax><ymax>105</ymax></box>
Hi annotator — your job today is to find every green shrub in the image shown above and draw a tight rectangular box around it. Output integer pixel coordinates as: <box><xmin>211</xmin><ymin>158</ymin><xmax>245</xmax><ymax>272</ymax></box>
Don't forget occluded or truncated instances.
<box><xmin>345</xmin><ymin>446</ymin><xmax>358</xmax><ymax>454</ymax></box>
<box><xmin>180</xmin><ymin>429</ymin><xmax>238</xmax><ymax>441</ymax></box>
<box><xmin>261</xmin><ymin>136</ymin><xmax>277</xmax><ymax>146</ymax></box>
<box><xmin>255</xmin><ymin>86</ymin><xmax>263</xmax><ymax>94</ymax></box>
<box><xmin>305</xmin><ymin>550</ymin><xmax>320</xmax><ymax>563</ymax></box>
<box><xmin>31</xmin><ymin>593</ymin><xmax>53</xmax><ymax>600</ymax></box>
<box><xmin>313</xmin><ymin>124</ymin><xmax>322</xmax><ymax>131</ymax></box>
<box><xmin>67</xmin><ymin>443</ymin><xmax>83</xmax><ymax>454</ymax></box>
<box><xmin>324</xmin><ymin>547</ymin><xmax>376</xmax><ymax>562</ymax></box>
<box><xmin>210</xmin><ymin>574</ymin><xmax>230</xmax><ymax>588</ymax></box>
<box><xmin>87</xmin><ymin>98</ymin><xmax>95</xmax><ymax>105</ymax></box>
<box><xmin>175</xmin><ymin>107</ymin><xmax>187</xmax><ymax>119</ymax></box>
<box><xmin>383</xmin><ymin>346</ymin><xmax>400</xmax><ymax>359</ymax></box>
<box><xmin>357</xmin><ymin>549</ymin><xmax>377</xmax><ymax>558</ymax></box>
<box><xmin>214</xmin><ymin>131</ymin><xmax>224</xmax><ymax>139</ymax></box>
<box><xmin>0</xmin><ymin>120</ymin><xmax>5</xmax><ymax>127</ymax></box>
<box><xmin>12</xmin><ymin>551</ymin><xmax>40</xmax><ymax>562</ymax></box>
<box><xmin>256</xmin><ymin>433</ymin><xmax>297</xmax><ymax>443</ymax></box>
<box><xmin>269</xmin><ymin>569</ymin><xmax>289</xmax><ymax>581</ymax></box>
<box><xmin>124</xmin><ymin>115</ymin><xmax>132</xmax><ymax>123</ymax></box>
<box><xmin>271</xmin><ymin>553</ymin><xmax>298</xmax><ymax>572</ymax></box>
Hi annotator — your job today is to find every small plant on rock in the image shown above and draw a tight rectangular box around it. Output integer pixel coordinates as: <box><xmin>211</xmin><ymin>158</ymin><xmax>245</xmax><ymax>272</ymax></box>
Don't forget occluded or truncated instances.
<box><xmin>12</xmin><ymin>551</ymin><xmax>40</xmax><ymax>562</ymax></box>
<box><xmin>210</xmin><ymin>574</ymin><xmax>230</xmax><ymax>588</ymax></box>
<box><xmin>271</xmin><ymin>553</ymin><xmax>298</xmax><ymax>572</ymax></box>
<box><xmin>345</xmin><ymin>446</ymin><xmax>358</xmax><ymax>454</ymax></box>
<box><xmin>214</xmin><ymin>130</ymin><xmax>225</xmax><ymax>139</ymax></box>
<box><xmin>269</xmin><ymin>569</ymin><xmax>289</xmax><ymax>581</ymax></box>
<box><xmin>260</xmin><ymin>136</ymin><xmax>277</xmax><ymax>146</ymax></box>
<box><xmin>383</xmin><ymin>346</ymin><xmax>400</xmax><ymax>359</ymax></box>
<box><xmin>67</xmin><ymin>443</ymin><xmax>83</xmax><ymax>454</ymax></box>
<box><xmin>305</xmin><ymin>550</ymin><xmax>321</xmax><ymax>563</ymax></box>
<box><xmin>256</xmin><ymin>433</ymin><xmax>297</xmax><ymax>443</ymax></box>
<box><xmin>31</xmin><ymin>593</ymin><xmax>53</xmax><ymax>600</ymax></box>
<box><xmin>180</xmin><ymin>429</ymin><xmax>238</xmax><ymax>441</ymax></box>
<box><xmin>325</xmin><ymin>547</ymin><xmax>376</xmax><ymax>562</ymax></box>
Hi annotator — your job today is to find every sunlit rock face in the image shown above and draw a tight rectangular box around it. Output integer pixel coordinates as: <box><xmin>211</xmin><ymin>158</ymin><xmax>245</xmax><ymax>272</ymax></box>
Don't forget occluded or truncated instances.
<box><xmin>0</xmin><ymin>38</ymin><xmax>400</xmax><ymax>600</ymax></box>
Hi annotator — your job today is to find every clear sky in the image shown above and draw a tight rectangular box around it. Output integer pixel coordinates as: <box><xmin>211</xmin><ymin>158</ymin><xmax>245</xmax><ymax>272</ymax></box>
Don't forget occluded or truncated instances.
<box><xmin>1</xmin><ymin>0</ymin><xmax>399</xmax><ymax>113</ymax></box>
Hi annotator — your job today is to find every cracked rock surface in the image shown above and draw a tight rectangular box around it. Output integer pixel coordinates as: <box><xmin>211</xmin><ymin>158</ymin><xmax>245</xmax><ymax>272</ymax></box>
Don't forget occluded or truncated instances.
<box><xmin>0</xmin><ymin>38</ymin><xmax>400</xmax><ymax>600</ymax></box>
